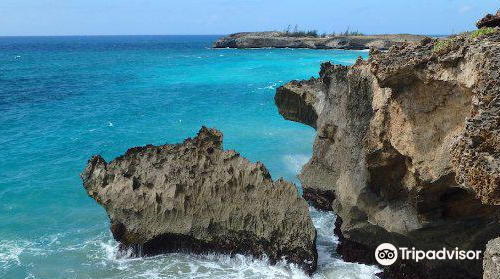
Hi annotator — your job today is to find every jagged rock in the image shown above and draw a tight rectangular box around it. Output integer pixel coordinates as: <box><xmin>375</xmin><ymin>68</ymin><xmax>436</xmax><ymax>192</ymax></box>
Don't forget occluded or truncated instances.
<box><xmin>80</xmin><ymin>127</ymin><xmax>317</xmax><ymax>274</ymax></box>
<box><xmin>275</xmin><ymin>32</ymin><xmax>500</xmax><ymax>278</ymax></box>
<box><xmin>213</xmin><ymin>32</ymin><xmax>427</xmax><ymax>50</ymax></box>
<box><xmin>275</xmin><ymin>77</ymin><xmax>325</xmax><ymax>129</ymax></box>
<box><xmin>477</xmin><ymin>8</ymin><xmax>500</xmax><ymax>29</ymax></box>
<box><xmin>484</xmin><ymin>237</ymin><xmax>500</xmax><ymax>279</ymax></box>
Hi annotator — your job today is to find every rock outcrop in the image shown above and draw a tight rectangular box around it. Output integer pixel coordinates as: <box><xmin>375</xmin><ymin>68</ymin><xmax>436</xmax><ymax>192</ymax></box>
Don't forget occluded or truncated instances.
<box><xmin>275</xmin><ymin>76</ymin><xmax>326</xmax><ymax>129</ymax></box>
<box><xmin>213</xmin><ymin>32</ymin><xmax>427</xmax><ymax>50</ymax></box>
<box><xmin>275</xmin><ymin>31</ymin><xmax>500</xmax><ymax>278</ymax></box>
<box><xmin>81</xmin><ymin>127</ymin><xmax>317</xmax><ymax>274</ymax></box>
<box><xmin>484</xmin><ymin>237</ymin><xmax>500</xmax><ymax>279</ymax></box>
<box><xmin>477</xmin><ymin>8</ymin><xmax>500</xmax><ymax>29</ymax></box>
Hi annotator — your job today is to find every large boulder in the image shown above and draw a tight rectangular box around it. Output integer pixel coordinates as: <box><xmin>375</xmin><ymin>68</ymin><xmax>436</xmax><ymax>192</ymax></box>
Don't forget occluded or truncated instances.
<box><xmin>81</xmin><ymin>127</ymin><xmax>317</xmax><ymax>274</ymax></box>
<box><xmin>275</xmin><ymin>32</ymin><xmax>500</xmax><ymax>278</ymax></box>
<box><xmin>477</xmin><ymin>8</ymin><xmax>500</xmax><ymax>29</ymax></box>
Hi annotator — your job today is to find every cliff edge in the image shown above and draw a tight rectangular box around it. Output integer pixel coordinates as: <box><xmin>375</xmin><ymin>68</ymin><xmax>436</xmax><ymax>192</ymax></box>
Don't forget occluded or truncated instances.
<box><xmin>275</xmin><ymin>28</ymin><xmax>500</xmax><ymax>278</ymax></box>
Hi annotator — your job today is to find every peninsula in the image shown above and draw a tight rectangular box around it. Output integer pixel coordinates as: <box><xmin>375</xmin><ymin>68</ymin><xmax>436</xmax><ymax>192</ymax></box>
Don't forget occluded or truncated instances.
<box><xmin>212</xmin><ymin>31</ymin><xmax>427</xmax><ymax>50</ymax></box>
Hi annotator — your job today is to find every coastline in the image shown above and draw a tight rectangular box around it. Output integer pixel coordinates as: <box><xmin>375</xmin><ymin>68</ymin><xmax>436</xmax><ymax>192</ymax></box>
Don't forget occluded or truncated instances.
<box><xmin>212</xmin><ymin>31</ymin><xmax>428</xmax><ymax>50</ymax></box>
<box><xmin>273</xmin><ymin>26</ymin><xmax>500</xmax><ymax>279</ymax></box>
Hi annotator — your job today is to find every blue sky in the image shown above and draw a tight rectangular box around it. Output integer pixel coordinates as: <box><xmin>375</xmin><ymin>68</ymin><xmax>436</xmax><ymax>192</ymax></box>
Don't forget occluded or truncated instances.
<box><xmin>0</xmin><ymin>0</ymin><xmax>498</xmax><ymax>36</ymax></box>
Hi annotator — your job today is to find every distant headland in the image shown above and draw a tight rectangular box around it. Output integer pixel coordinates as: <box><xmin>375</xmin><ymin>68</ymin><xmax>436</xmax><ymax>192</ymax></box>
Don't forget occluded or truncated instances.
<box><xmin>212</xmin><ymin>31</ymin><xmax>427</xmax><ymax>50</ymax></box>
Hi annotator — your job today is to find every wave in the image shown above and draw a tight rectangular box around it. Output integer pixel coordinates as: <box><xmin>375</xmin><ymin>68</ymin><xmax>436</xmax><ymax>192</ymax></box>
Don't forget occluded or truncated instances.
<box><xmin>0</xmin><ymin>240</ymin><xmax>24</xmax><ymax>269</ymax></box>
<box><xmin>81</xmin><ymin>208</ymin><xmax>379</xmax><ymax>279</ymax></box>
<box><xmin>0</xmin><ymin>209</ymin><xmax>379</xmax><ymax>279</ymax></box>
<box><xmin>310</xmin><ymin>207</ymin><xmax>381</xmax><ymax>279</ymax></box>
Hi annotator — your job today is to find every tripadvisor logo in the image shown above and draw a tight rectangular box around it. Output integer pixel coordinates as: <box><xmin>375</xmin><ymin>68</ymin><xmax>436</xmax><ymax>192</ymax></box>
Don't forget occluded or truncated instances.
<box><xmin>375</xmin><ymin>243</ymin><xmax>398</xmax><ymax>265</ymax></box>
<box><xmin>375</xmin><ymin>243</ymin><xmax>482</xmax><ymax>266</ymax></box>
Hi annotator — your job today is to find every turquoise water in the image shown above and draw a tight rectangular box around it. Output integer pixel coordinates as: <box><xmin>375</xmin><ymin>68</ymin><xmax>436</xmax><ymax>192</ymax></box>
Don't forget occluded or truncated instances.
<box><xmin>0</xmin><ymin>36</ymin><xmax>376</xmax><ymax>279</ymax></box>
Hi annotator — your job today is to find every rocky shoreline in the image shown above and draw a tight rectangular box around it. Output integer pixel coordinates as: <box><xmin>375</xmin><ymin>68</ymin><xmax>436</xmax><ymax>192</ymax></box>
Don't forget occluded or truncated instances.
<box><xmin>212</xmin><ymin>32</ymin><xmax>427</xmax><ymax>50</ymax></box>
<box><xmin>274</xmin><ymin>18</ymin><xmax>500</xmax><ymax>279</ymax></box>
<box><xmin>81</xmin><ymin>127</ymin><xmax>317</xmax><ymax>274</ymax></box>
<box><xmin>80</xmin><ymin>8</ymin><xmax>500</xmax><ymax>279</ymax></box>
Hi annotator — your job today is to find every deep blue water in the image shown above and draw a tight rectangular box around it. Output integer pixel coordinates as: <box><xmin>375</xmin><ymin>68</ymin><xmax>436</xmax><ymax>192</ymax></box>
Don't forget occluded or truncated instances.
<box><xmin>0</xmin><ymin>35</ymin><xmax>375</xmax><ymax>279</ymax></box>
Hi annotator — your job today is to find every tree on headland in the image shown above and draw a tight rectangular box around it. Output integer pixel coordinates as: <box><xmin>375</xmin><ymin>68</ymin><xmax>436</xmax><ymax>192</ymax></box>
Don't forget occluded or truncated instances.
<box><xmin>281</xmin><ymin>25</ymin><xmax>363</xmax><ymax>37</ymax></box>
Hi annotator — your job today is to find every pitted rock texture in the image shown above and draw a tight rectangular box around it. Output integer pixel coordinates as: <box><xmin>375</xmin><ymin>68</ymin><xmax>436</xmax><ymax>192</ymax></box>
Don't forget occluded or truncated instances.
<box><xmin>276</xmin><ymin>32</ymin><xmax>500</xmax><ymax>278</ymax></box>
<box><xmin>484</xmin><ymin>237</ymin><xmax>500</xmax><ymax>279</ymax></box>
<box><xmin>81</xmin><ymin>127</ymin><xmax>317</xmax><ymax>274</ymax></box>
<box><xmin>477</xmin><ymin>8</ymin><xmax>500</xmax><ymax>29</ymax></box>
<box><xmin>213</xmin><ymin>32</ymin><xmax>426</xmax><ymax>50</ymax></box>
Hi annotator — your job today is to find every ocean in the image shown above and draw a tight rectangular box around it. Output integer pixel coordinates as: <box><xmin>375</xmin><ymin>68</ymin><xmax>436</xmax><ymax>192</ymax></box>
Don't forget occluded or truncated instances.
<box><xmin>0</xmin><ymin>35</ymin><xmax>379</xmax><ymax>279</ymax></box>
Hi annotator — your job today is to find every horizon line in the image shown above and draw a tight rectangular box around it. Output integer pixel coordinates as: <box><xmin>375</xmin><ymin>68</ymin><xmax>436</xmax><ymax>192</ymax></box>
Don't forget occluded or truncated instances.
<box><xmin>0</xmin><ymin>32</ymin><xmax>453</xmax><ymax>38</ymax></box>
<box><xmin>0</xmin><ymin>34</ymin><xmax>227</xmax><ymax>38</ymax></box>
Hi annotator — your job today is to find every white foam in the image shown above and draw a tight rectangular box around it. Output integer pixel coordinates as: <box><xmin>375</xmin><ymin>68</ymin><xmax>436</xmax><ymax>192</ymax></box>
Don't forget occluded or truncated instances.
<box><xmin>0</xmin><ymin>240</ymin><xmax>24</xmax><ymax>268</ymax></box>
<box><xmin>73</xmin><ymin>207</ymin><xmax>379</xmax><ymax>279</ymax></box>
<box><xmin>310</xmin><ymin>207</ymin><xmax>381</xmax><ymax>279</ymax></box>
<box><xmin>283</xmin><ymin>154</ymin><xmax>310</xmax><ymax>174</ymax></box>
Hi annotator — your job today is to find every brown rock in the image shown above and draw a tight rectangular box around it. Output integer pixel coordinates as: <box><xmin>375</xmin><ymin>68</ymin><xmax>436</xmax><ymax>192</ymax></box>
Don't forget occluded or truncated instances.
<box><xmin>275</xmin><ymin>32</ymin><xmax>500</xmax><ymax>278</ymax></box>
<box><xmin>477</xmin><ymin>8</ymin><xmax>500</xmax><ymax>29</ymax></box>
<box><xmin>275</xmin><ymin>77</ymin><xmax>325</xmax><ymax>129</ymax></box>
<box><xmin>484</xmin><ymin>237</ymin><xmax>500</xmax><ymax>279</ymax></box>
<box><xmin>81</xmin><ymin>127</ymin><xmax>318</xmax><ymax>274</ymax></box>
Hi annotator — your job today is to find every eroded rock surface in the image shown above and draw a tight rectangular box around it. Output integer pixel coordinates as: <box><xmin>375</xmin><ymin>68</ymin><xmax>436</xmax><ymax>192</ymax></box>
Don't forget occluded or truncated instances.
<box><xmin>484</xmin><ymin>237</ymin><xmax>500</xmax><ymax>279</ymax></box>
<box><xmin>213</xmin><ymin>32</ymin><xmax>426</xmax><ymax>50</ymax></box>
<box><xmin>477</xmin><ymin>8</ymin><xmax>500</xmax><ymax>29</ymax></box>
<box><xmin>81</xmin><ymin>127</ymin><xmax>317</xmax><ymax>274</ymax></box>
<box><xmin>275</xmin><ymin>31</ymin><xmax>500</xmax><ymax>278</ymax></box>
<box><xmin>275</xmin><ymin>76</ymin><xmax>325</xmax><ymax>129</ymax></box>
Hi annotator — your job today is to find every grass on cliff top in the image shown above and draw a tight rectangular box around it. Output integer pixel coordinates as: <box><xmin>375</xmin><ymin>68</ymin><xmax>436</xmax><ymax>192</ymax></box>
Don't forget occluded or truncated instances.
<box><xmin>433</xmin><ymin>27</ymin><xmax>497</xmax><ymax>52</ymax></box>
<box><xmin>469</xmin><ymin>27</ymin><xmax>497</xmax><ymax>39</ymax></box>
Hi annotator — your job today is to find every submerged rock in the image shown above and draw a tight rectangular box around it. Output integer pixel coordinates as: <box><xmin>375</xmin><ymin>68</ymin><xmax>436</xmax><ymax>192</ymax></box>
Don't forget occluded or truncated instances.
<box><xmin>275</xmin><ymin>31</ymin><xmax>500</xmax><ymax>278</ymax></box>
<box><xmin>81</xmin><ymin>127</ymin><xmax>317</xmax><ymax>274</ymax></box>
<box><xmin>477</xmin><ymin>8</ymin><xmax>500</xmax><ymax>29</ymax></box>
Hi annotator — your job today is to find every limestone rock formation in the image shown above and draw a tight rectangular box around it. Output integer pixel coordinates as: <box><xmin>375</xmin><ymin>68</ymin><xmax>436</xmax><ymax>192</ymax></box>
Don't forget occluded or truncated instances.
<box><xmin>484</xmin><ymin>237</ymin><xmax>500</xmax><ymax>279</ymax></box>
<box><xmin>477</xmin><ymin>8</ymin><xmax>500</xmax><ymax>29</ymax></box>
<box><xmin>275</xmin><ymin>31</ymin><xmax>500</xmax><ymax>278</ymax></box>
<box><xmin>81</xmin><ymin>127</ymin><xmax>317</xmax><ymax>274</ymax></box>
<box><xmin>213</xmin><ymin>32</ymin><xmax>426</xmax><ymax>50</ymax></box>
<box><xmin>275</xmin><ymin>76</ymin><xmax>326</xmax><ymax>129</ymax></box>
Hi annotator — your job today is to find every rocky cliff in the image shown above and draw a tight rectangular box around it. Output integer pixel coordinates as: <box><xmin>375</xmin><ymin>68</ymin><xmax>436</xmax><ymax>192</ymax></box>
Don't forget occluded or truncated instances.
<box><xmin>275</xmin><ymin>77</ymin><xmax>326</xmax><ymax>130</ymax></box>
<box><xmin>81</xmin><ymin>127</ymin><xmax>317</xmax><ymax>274</ymax></box>
<box><xmin>275</xmin><ymin>29</ymin><xmax>500</xmax><ymax>278</ymax></box>
<box><xmin>213</xmin><ymin>32</ymin><xmax>426</xmax><ymax>50</ymax></box>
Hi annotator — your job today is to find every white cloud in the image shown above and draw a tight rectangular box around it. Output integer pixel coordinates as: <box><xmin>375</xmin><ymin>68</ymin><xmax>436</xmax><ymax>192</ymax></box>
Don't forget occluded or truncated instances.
<box><xmin>459</xmin><ymin>5</ymin><xmax>473</xmax><ymax>13</ymax></box>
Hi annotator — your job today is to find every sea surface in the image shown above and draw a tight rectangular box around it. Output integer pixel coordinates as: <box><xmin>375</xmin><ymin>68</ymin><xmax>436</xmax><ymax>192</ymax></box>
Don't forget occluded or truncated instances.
<box><xmin>0</xmin><ymin>35</ymin><xmax>378</xmax><ymax>279</ymax></box>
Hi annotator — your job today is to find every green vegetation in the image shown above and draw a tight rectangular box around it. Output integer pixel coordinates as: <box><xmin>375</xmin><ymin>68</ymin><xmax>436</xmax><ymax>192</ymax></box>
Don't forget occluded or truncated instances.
<box><xmin>433</xmin><ymin>27</ymin><xmax>497</xmax><ymax>52</ymax></box>
<box><xmin>469</xmin><ymin>27</ymin><xmax>497</xmax><ymax>39</ymax></box>
<box><xmin>282</xmin><ymin>25</ymin><xmax>364</xmax><ymax>38</ymax></box>
<box><xmin>433</xmin><ymin>37</ymin><xmax>458</xmax><ymax>52</ymax></box>
<box><xmin>336</xmin><ymin>27</ymin><xmax>364</xmax><ymax>36</ymax></box>
<box><xmin>283</xmin><ymin>25</ymin><xmax>319</xmax><ymax>37</ymax></box>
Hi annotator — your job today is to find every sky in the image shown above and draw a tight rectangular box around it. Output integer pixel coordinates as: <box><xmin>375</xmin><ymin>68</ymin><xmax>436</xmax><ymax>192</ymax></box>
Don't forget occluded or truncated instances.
<box><xmin>0</xmin><ymin>0</ymin><xmax>498</xmax><ymax>36</ymax></box>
